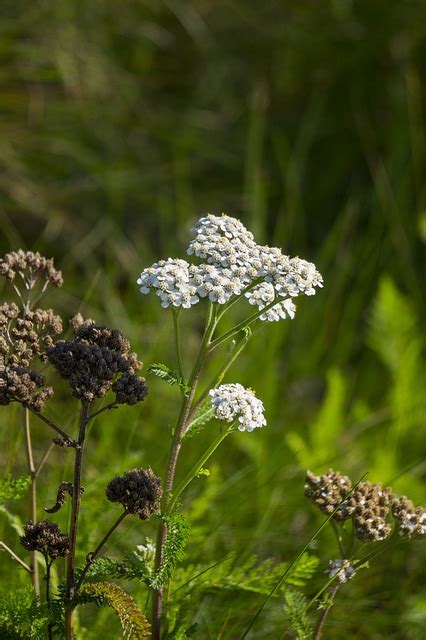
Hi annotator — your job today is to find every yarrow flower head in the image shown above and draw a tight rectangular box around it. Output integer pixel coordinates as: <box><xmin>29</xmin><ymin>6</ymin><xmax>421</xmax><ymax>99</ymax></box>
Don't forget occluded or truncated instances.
<box><xmin>106</xmin><ymin>467</ymin><xmax>162</xmax><ymax>520</ymax></box>
<box><xmin>47</xmin><ymin>319</ymin><xmax>147</xmax><ymax>404</ymax></box>
<box><xmin>20</xmin><ymin>520</ymin><xmax>69</xmax><ymax>560</ymax></box>
<box><xmin>392</xmin><ymin>496</ymin><xmax>426</xmax><ymax>539</ymax></box>
<box><xmin>304</xmin><ymin>469</ymin><xmax>353</xmax><ymax>521</ymax></box>
<box><xmin>327</xmin><ymin>559</ymin><xmax>356</xmax><ymax>583</ymax></box>
<box><xmin>138</xmin><ymin>213</ymin><xmax>323</xmax><ymax>321</ymax></box>
<box><xmin>0</xmin><ymin>250</ymin><xmax>63</xmax><ymax>289</ymax></box>
<box><xmin>209</xmin><ymin>383</ymin><xmax>266</xmax><ymax>432</ymax></box>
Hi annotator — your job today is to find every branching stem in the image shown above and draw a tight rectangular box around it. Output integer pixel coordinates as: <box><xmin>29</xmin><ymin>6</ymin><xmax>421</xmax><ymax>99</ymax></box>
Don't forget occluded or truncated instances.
<box><xmin>76</xmin><ymin>510</ymin><xmax>128</xmax><ymax>590</ymax></box>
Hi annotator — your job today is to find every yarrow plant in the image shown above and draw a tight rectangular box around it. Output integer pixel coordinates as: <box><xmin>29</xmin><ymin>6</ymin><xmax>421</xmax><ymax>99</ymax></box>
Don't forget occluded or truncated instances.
<box><xmin>136</xmin><ymin>213</ymin><xmax>323</xmax><ymax>638</ymax></box>
<box><xmin>2</xmin><ymin>215</ymin><xmax>422</xmax><ymax>640</ymax></box>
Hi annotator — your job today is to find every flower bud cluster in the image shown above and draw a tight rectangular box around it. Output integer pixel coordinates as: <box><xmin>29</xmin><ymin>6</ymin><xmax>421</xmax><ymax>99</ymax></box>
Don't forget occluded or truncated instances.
<box><xmin>209</xmin><ymin>382</ymin><xmax>266</xmax><ymax>432</ymax></box>
<box><xmin>106</xmin><ymin>468</ymin><xmax>162</xmax><ymax>519</ymax></box>
<box><xmin>347</xmin><ymin>481</ymin><xmax>393</xmax><ymax>542</ymax></box>
<box><xmin>304</xmin><ymin>469</ymin><xmax>352</xmax><ymax>521</ymax></box>
<box><xmin>305</xmin><ymin>468</ymin><xmax>426</xmax><ymax>543</ymax></box>
<box><xmin>392</xmin><ymin>496</ymin><xmax>426</xmax><ymax>539</ymax></box>
<box><xmin>47</xmin><ymin>320</ymin><xmax>147</xmax><ymax>404</ymax></box>
<box><xmin>138</xmin><ymin>213</ymin><xmax>323</xmax><ymax>321</ymax></box>
<box><xmin>0</xmin><ymin>250</ymin><xmax>63</xmax><ymax>288</ymax></box>
<box><xmin>20</xmin><ymin>520</ymin><xmax>69</xmax><ymax>560</ymax></box>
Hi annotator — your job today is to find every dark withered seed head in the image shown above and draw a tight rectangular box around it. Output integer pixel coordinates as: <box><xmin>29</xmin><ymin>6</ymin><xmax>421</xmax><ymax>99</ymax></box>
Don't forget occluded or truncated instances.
<box><xmin>20</xmin><ymin>520</ymin><xmax>69</xmax><ymax>560</ymax></box>
<box><xmin>0</xmin><ymin>250</ymin><xmax>63</xmax><ymax>287</ymax></box>
<box><xmin>106</xmin><ymin>468</ymin><xmax>162</xmax><ymax>520</ymax></box>
<box><xmin>47</xmin><ymin>320</ymin><xmax>145</xmax><ymax>403</ymax></box>
<box><xmin>112</xmin><ymin>372</ymin><xmax>148</xmax><ymax>405</ymax></box>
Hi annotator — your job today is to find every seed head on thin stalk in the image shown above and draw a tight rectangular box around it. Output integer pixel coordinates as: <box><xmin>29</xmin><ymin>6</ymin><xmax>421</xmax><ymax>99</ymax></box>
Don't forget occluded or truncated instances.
<box><xmin>20</xmin><ymin>520</ymin><xmax>70</xmax><ymax>560</ymax></box>
<box><xmin>106</xmin><ymin>468</ymin><xmax>163</xmax><ymax>520</ymax></box>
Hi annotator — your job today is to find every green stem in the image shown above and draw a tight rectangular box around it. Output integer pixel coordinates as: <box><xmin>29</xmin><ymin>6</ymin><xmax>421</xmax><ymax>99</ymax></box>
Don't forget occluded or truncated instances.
<box><xmin>331</xmin><ymin>521</ymin><xmax>345</xmax><ymax>557</ymax></box>
<box><xmin>312</xmin><ymin>584</ymin><xmax>339</xmax><ymax>640</ymax></box>
<box><xmin>169</xmin><ymin>426</ymin><xmax>234</xmax><ymax>512</ymax></box>
<box><xmin>76</xmin><ymin>511</ymin><xmax>128</xmax><ymax>590</ymax></box>
<box><xmin>210</xmin><ymin>297</ymin><xmax>282</xmax><ymax>351</ymax></box>
<box><xmin>152</xmin><ymin>303</ymin><xmax>218</xmax><ymax>640</ymax></box>
<box><xmin>215</xmin><ymin>277</ymin><xmax>264</xmax><ymax>323</ymax></box>
<box><xmin>189</xmin><ymin>334</ymin><xmax>252</xmax><ymax>421</ymax></box>
<box><xmin>172</xmin><ymin>309</ymin><xmax>185</xmax><ymax>398</ymax></box>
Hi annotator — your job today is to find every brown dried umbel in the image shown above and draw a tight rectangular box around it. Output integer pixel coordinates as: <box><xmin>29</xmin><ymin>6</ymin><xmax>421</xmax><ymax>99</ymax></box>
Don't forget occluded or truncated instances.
<box><xmin>20</xmin><ymin>520</ymin><xmax>70</xmax><ymax>560</ymax></box>
<box><xmin>106</xmin><ymin>468</ymin><xmax>162</xmax><ymax>520</ymax></box>
<box><xmin>304</xmin><ymin>469</ymin><xmax>353</xmax><ymax>521</ymax></box>
<box><xmin>0</xmin><ymin>302</ymin><xmax>63</xmax><ymax>367</ymax></box>
<box><xmin>47</xmin><ymin>320</ymin><xmax>147</xmax><ymax>404</ymax></box>
<box><xmin>392</xmin><ymin>496</ymin><xmax>426</xmax><ymax>539</ymax></box>
<box><xmin>0</xmin><ymin>250</ymin><xmax>63</xmax><ymax>288</ymax></box>
<box><xmin>112</xmin><ymin>371</ymin><xmax>148</xmax><ymax>405</ymax></box>
<box><xmin>0</xmin><ymin>361</ymin><xmax>53</xmax><ymax>411</ymax></box>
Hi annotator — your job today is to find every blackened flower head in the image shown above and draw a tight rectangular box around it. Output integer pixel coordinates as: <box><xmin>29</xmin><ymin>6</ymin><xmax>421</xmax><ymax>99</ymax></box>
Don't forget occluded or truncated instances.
<box><xmin>20</xmin><ymin>520</ymin><xmax>69</xmax><ymax>560</ymax></box>
<box><xmin>112</xmin><ymin>372</ymin><xmax>148</xmax><ymax>405</ymax></box>
<box><xmin>106</xmin><ymin>468</ymin><xmax>162</xmax><ymax>519</ymax></box>
<box><xmin>47</xmin><ymin>320</ymin><xmax>145</xmax><ymax>403</ymax></box>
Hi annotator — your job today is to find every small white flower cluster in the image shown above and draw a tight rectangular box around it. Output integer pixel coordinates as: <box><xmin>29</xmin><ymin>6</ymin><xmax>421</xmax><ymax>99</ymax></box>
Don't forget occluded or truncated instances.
<box><xmin>326</xmin><ymin>559</ymin><xmax>356</xmax><ymax>584</ymax></box>
<box><xmin>209</xmin><ymin>383</ymin><xmax>266</xmax><ymax>432</ymax></box>
<box><xmin>245</xmin><ymin>282</ymin><xmax>296</xmax><ymax>322</ymax></box>
<box><xmin>137</xmin><ymin>259</ymin><xmax>199</xmax><ymax>309</ymax></box>
<box><xmin>138</xmin><ymin>213</ymin><xmax>323</xmax><ymax>319</ymax></box>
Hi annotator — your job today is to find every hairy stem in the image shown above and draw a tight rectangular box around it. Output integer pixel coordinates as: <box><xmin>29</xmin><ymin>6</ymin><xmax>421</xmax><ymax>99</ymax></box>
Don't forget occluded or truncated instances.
<box><xmin>210</xmin><ymin>297</ymin><xmax>281</xmax><ymax>350</ymax></box>
<box><xmin>65</xmin><ymin>401</ymin><xmax>90</xmax><ymax>640</ymax></box>
<box><xmin>152</xmin><ymin>303</ymin><xmax>217</xmax><ymax>639</ymax></box>
<box><xmin>23</xmin><ymin>407</ymin><xmax>40</xmax><ymax>597</ymax></box>
<box><xmin>312</xmin><ymin>585</ymin><xmax>339</xmax><ymax>640</ymax></box>
<box><xmin>76</xmin><ymin>511</ymin><xmax>128</xmax><ymax>590</ymax></box>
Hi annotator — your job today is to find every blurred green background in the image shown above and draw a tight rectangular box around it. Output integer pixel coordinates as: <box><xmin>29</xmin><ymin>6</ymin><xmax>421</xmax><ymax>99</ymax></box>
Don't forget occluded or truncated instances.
<box><xmin>1</xmin><ymin>1</ymin><xmax>426</xmax><ymax>638</ymax></box>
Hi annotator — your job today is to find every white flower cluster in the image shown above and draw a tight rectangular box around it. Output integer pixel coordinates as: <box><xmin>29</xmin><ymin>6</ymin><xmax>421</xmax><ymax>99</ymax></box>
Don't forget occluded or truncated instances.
<box><xmin>326</xmin><ymin>559</ymin><xmax>356</xmax><ymax>584</ymax></box>
<box><xmin>245</xmin><ymin>282</ymin><xmax>296</xmax><ymax>322</ymax></box>
<box><xmin>137</xmin><ymin>259</ymin><xmax>199</xmax><ymax>309</ymax></box>
<box><xmin>138</xmin><ymin>213</ymin><xmax>323</xmax><ymax>319</ymax></box>
<box><xmin>209</xmin><ymin>382</ymin><xmax>266</xmax><ymax>432</ymax></box>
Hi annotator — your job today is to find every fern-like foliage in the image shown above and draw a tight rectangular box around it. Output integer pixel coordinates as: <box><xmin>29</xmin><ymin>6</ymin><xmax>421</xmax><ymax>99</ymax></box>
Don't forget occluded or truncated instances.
<box><xmin>163</xmin><ymin>596</ymin><xmax>198</xmax><ymax>639</ymax></box>
<box><xmin>0</xmin><ymin>474</ymin><xmax>31</xmax><ymax>504</ymax></box>
<box><xmin>171</xmin><ymin>552</ymin><xmax>319</xmax><ymax>598</ymax></box>
<box><xmin>148</xmin><ymin>363</ymin><xmax>190</xmax><ymax>393</ymax></box>
<box><xmin>150</xmin><ymin>512</ymin><xmax>190</xmax><ymax>589</ymax></box>
<box><xmin>0</xmin><ymin>586</ymin><xmax>49</xmax><ymax>640</ymax></box>
<box><xmin>283</xmin><ymin>589</ymin><xmax>312</xmax><ymax>640</ymax></box>
<box><xmin>183</xmin><ymin>402</ymin><xmax>215</xmax><ymax>440</ymax></box>
<box><xmin>78</xmin><ymin>582</ymin><xmax>151</xmax><ymax>639</ymax></box>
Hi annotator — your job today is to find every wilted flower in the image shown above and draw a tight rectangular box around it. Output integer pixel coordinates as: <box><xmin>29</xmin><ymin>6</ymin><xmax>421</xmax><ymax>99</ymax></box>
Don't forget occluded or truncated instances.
<box><xmin>209</xmin><ymin>383</ymin><xmax>266</xmax><ymax>432</ymax></box>
<box><xmin>47</xmin><ymin>320</ymin><xmax>145</xmax><ymax>403</ymax></box>
<box><xmin>20</xmin><ymin>520</ymin><xmax>70</xmax><ymax>560</ymax></box>
<box><xmin>0</xmin><ymin>361</ymin><xmax>53</xmax><ymax>411</ymax></box>
<box><xmin>327</xmin><ymin>559</ymin><xmax>356</xmax><ymax>583</ymax></box>
<box><xmin>106</xmin><ymin>468</ymin><xmax>162</xmax><ymax>520</ymax></box>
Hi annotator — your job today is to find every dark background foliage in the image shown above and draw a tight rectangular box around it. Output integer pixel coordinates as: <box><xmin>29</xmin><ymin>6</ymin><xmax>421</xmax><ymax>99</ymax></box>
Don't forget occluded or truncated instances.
<box><xmin>1</xmin><ymin>1</ymin><xmax>425</xmax><ymax>638</ymax></box>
